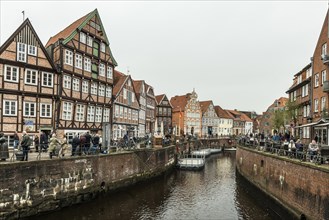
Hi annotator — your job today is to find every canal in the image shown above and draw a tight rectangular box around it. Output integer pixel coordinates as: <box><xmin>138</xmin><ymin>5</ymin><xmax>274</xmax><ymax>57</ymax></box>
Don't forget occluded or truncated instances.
<box><xmin>31</xmin><ymin>152</ymin><xmax>275</xmax><ymax>220</ymax></box>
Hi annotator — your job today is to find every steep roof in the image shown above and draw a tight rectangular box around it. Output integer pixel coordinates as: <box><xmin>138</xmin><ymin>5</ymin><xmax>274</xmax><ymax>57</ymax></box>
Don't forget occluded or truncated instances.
<box><xmin>240</xmin><ymin>112</ymin><xmax>253</xmax><ymax>122</ymax></box>
<box><xmin>132</xmin><ymin>80</ymin><xmax>143</xmax><ymax>101</ymax></box>
<box><xmin>226</xmin><ymin>109</ymin><xmax>242</xmax><ymax>121</ymax></box>
<box><xmin>155</xmin><ymin>94</ymin><xmax>165</xmax><ymax>105</ymax></box>
<box><xmin>268</xmin><ymin>97</ymin><xmax>288</xmax><ymax>110</ymax></box>
<box><xmin>113</xmin><ymin>70</ymin><xmax>128</xmax><ymax>96</ymax></box>
<box><xmin>214</xmin><ymin>105</ymin><xmax>232</xmax><ymax>119</ymax></box>
<box><xmin>199</xmin><ymin>100</ymin><xmax>213</xmax><ymax>114</ymax></box>
<box><xmin>45</xmin><ymin>9</ymin><xmax>117</xmax><ymax>66</ymax></box>
<box><xmin>170</xmin><ymin>94</ymin><xmax>190</xmax><ymax>112</ymax></box>
<box><xmin>0</xmin><ymin>18</ymin><xmax>57</xmax><ymax>70</ymax></box>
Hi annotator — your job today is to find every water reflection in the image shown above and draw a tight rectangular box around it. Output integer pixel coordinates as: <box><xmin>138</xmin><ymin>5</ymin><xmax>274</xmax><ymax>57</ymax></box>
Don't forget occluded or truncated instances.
<box><xmin>31</xmin><ymin>152</ymin><xmax>273</xmax><ymax>220</ymax></box>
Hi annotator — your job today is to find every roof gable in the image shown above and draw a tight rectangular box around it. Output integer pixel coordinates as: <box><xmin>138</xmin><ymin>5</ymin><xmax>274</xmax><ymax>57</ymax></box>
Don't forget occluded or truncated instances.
<box><xmin>0</xmin><ymin>19</ymin><xmax>57</xmax><ymax>70</ymax></box>
<box><xmin>199</xmin><ymin>100</ymin><xmax>213</xmax><ymax>114</ymax></box>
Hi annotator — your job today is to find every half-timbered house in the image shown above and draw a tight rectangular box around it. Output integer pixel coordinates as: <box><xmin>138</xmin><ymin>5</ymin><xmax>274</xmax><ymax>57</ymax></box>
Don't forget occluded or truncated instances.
<box><xmin>155</xmin><ymin>94</ymin><xmax>173</xmax><ymax>135</ymax></box>
<box><xmin>133</xmin><ymin>80</ymin><xmax>147</xmax><ymax>137</ymax></box>
<box><xmin>145</xmin><ymin>83</ymin><xmax>156</xmax><ymax>135</ymax></box>
<box><xmin>0</xmin><ymin>19</ymin><xmax>59</xmax><ymax>145</ymax></box>
<box><xmin>45</xmin><ymin>9</ymin><xmax>116</xmax><ymax>141</ymax></box>
<box><xmin>200</xmin><ymin>100</ymin><xmax>219</xmax><ymax>137</ymax></box>
<box><xmin>113</xmin><ymin>70</ymin><xmax>139</xmax><ymax>140</ymax></box>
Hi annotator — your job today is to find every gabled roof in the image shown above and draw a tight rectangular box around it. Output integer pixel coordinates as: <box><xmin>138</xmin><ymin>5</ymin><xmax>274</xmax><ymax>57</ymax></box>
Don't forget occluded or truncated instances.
<box><xmin>170</xmin><ymin>94</ymin><xmax>190</xmax><ymax>112</ymax></box>
<box><xmin>0</xmin><ymin>18</ymin><xmax>57</xmax><ymax>70</ymax></box>
<box><xmin>155</xmin><ymin>94</ymin><xmax>165</xmax><ymax>105</ymax></box>
<box><xmin>199</xmin><ymin>100</ymin><xmax>213</xmax><ymax>115</ymax></box>
<box><xmin>226</xmin><ymin>109</ymin><xmax>242</xmax><ymax>121</ymax></box>
<box><xmin>132</xmin><ymin>80</ymin><xmax>143</xmax><ymax>101</ymax></box>
<box><xmin>45</xmin><ymin>8</ymin><xmax>117</xmax><ymax>66</ymax></box>
<box><xmin>214</xmin><ymin>105</ymin><xmax>232</xmax><ymax>119</ymax></box>
<box><xmin>240</xmin><ymin>112</ymin><xmax>253</xmax><ymax>122</ymax></box>
<box><xmin>268</xmin><ymin>97</ymin><xmax>288</xmax><ymax>110</ymax></box>
<box><xmin>113</xmin><ymin>70</ymin><xmax>128</xmax><ymax>97</ymax></box>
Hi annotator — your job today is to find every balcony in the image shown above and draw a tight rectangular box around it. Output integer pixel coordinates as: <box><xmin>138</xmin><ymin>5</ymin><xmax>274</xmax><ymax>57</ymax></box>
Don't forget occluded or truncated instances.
<box><xmin>321</xmin><ymin>54</ymin><xmax>329</xmax><ymax>65</ymax></box>
<box><xmin>323</xmin><ymin>81</ymin><xmax>329</xmax><ymax>93</ymax></box>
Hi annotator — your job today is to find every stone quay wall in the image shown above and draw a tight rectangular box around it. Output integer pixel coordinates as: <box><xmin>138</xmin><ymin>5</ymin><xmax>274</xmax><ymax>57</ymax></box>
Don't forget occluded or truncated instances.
<box><xmin>0</xmin><ymin>146</ymin><xmax>175</xmax><ymax>219</ymax></box>
<box><xmin>236</xmin><ymin>145</ymin><xmax>329</xmax><ymax>220</ymax></box>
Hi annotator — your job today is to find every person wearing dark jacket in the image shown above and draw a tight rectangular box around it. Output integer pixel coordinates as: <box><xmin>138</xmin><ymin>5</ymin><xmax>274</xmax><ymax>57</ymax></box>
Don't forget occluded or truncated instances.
<box><xmin>80</xmin><ymin>134</ymin><xmax>87</xmax><ymax>155</ymax></box>
<box><xmin>40</xmin><ymin>132</ymin><xmax>48</xmax><ymax>152</ymax></box>
<box><xmin>84</xmin><ymin>132</ymin><xmax>92</xmax><ymax>154</ymax></box>
<box><xmin>71</xmin><ymin>135</ymin><xmax>80</xmax><ymax>156</ymax></box>
<box><xmin>20</xmin><ymin>131</ymin><xmax>31</xmax><ymax>161</ymax></box>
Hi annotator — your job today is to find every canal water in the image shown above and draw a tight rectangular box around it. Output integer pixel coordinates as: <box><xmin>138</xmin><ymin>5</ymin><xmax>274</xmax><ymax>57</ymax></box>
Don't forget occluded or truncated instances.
<box><xmin>32</xmin><ymin>152</ymin><xmax>276</xmax><ymax>220</ymax></box>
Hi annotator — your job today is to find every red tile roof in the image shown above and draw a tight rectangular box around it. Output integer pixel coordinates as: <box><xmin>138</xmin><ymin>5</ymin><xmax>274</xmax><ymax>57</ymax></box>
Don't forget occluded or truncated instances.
<box><xmin>199</xmin><ymin>100</ymin><xmax>213</xmax><ymax>114</ymax></box>
<box><xmin>214</xmin><ymin>105</ymin><xmax>232</xmax><ymax>119</ymax></box>
<box><xmin>170</xmin><ymin>94</ymin><xmax>191</xmax><ymax>112</ymax></box>
<box><xmin>240</xmin><ymin>112</ymin><xmax>253</xmax><ymax>122</ymax></box>
<box><xmin>155</xmin><ymin>94</ymin><xmax>165</xmax><ymax>105</ymax></box>
<box><xmin>113</xmin><ymin>70</ymin><xmax>127</xmax><ymax>96</ymax></box>
<box><xmin>45</xmin><ymin>11</ymin><xmax>91</xmax><ymax>47</ymax></box>
<box><xmin>225</xmin><ymin>109</ymin><xmax>242</xmax><ymax>121</ymax></box>
<box><xmin>132</xmin><ymin>80</ymin><xmax>143</xmax><ymax>101</ymax></box>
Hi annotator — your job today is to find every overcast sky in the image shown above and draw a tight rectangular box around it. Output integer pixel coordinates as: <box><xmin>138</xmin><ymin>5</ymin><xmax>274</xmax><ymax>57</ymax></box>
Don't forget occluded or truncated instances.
<box><xmin>0</xmin><ymin>1</ymin><xmax>327</xmax><ymax>114</ymax></box>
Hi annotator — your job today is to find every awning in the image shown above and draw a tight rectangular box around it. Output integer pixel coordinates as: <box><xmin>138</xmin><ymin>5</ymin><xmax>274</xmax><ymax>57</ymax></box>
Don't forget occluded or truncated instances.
<box><xmin>295</xmin><ymin>122</ymin><xmax>318</xmax><ymax>128</ymax></box>
<box><xmin>314</xmin><ymin>122</ymin><xmax>329</xmax><ymax>127</ymax></box>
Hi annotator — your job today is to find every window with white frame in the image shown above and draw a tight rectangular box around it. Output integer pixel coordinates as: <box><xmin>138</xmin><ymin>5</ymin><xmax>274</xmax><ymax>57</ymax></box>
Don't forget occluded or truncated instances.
<box><xmin>106</xmin><ymin>86</ymin><xmax>112</xmax><ymax>98</ymax></box>
<box><xmin>119</xmin><ymin>106</ymin><xmax>123</xmax><ymax>118</ymax></box>
<box><xmin>297</xmin><ymin>75</ymin><xmax>302</xmax><ymax>84</ymax></box>
<box><xmin>103</xmin><ymin>108</ymin><xmax>110</xmax><ymax>122</ymax></box>
<box><xmin>100</xmin><ymin>42</ymin><xmax>105</xmax><ymax>52</ymax></box>
<box><xmin>306</xmin><ymin>68</ymin><xmax>312</xmax><ymax>78</ymax></box>
<box><xmin>72</xmin><ymin>78</ymin><xmax>80</xmax><ymax>91</ymax></box>
<box><xmin>99</xmin><ymin>63</ymin><xmax>105</xmax><ymax>76</ymax></box>
<box><xmin>107</xmin><ymin>66</ymin><xmax>113</xmax><ymax>79</ymax></box>
<box><xmin>65</xmin><ymin>50</ymin><xmax>73</xmax><ymax>65</ymax></box>
<box><xmin>75</xmin><ymin>54</ymin><xmax>82</xmax><ymax>69</ymax></box>
<box><xmin>87</xmin><ymin>36</ymin><xmax>93</xmax><ymax>47</ymax></box>
<box><xmin>63</xmin><ymin>75</ymin><xmax>71</xmax><ymax>89</ymax></box>
<box><xmin>99</xmin><ymin>84</ymin><xmax>105</xmax><ymax>96</ymax></box>
<box><xmin>3</xmin><ymin>100</ymin><xmax>17</xmax><ymax>116</ymax></box>
<box><xmin>40</xmin><ymin>103</ymin><xmax>52</xmax><ymax>117</ymax></box>
<box><xmin>115</xmin><ymin>105</ymin><xmax>119</xmax><ymax>118</ymax></box>
<box><xmin>91</xmin><ymin>83</ymin><xmax>97</xmax><ymax>95</ymax></box>
<box><xmin>87</xmin><ymin>106</ymin><xmax>95</xmax><ymax>122</ymax></box>
<box><xmin>123</xmin><ymin>88</ymin><xmax>127</xmax><ymax>99</ymax></box>
<box><xmin>42</xmin><ymin>72</ymin><xmax>53</xmax><ymax>87</ymax></box>
<box><xmin>62</xmin><ymin>102</ymin><xmax>73</xmax><ymax>120</ymax></box>
<box><xmin>322</xmin><ymin>70</ymin><xmax>327</xmax><ymax>85</ymax></box>
<box><xmin>80</xmin><ymin>32</ymin><xmax>86</xmax><ymax>44</ymax></box>
<box><xmin>321</xmin><ymin>97</ymin><xmax>326</xmax><ymax>111</ymax></box>
<box><xmin>322</xmin><ymin>43</ymin><xmax>327</xmax><ymax>57</ymax></box>
<box><xmin>95</xmin><ymin>107</ymin><xmax>102</xmax><ymax>122</ymax></box>
<box><xmin>303</xmin><ymin>105</ymin><xmax>307</xmax><ymax>117</ymax></box>
<box><xmin>84</xmin><ymin>57</ymin><xmax>91</xmax><ymax>72</ymax></box>
<box><xmin>307</xmin><ymin>105</ymin><xmax>310</xmax><ymax>117</ymax></box>
<box><xmin>17</xmin><ymin>42</ymin><xmax>27</xmax><ymax>62</ymax></box>
<box><xmin>25</xmin><ymin>69</ymin><xmax>37</xmax><ymax>85</ymax></box>
<box><xmin>315</xmin><ymin>73</ymin><xmax>319</xmax><ymax>87</ymax></box>
<box><xmin>303</xmin><ymin>127</ymin><xmax>310</xmax><ymax>139</ymax></box>
<box><xmin>24</xmin><ymin>102</ymin><xmax>36</xmax><ymax>117</ymax></box>
<box><xmin>82</xmin><ymin>80</ymin><xmax>89</xmax><ymax>93</ymax></box>
<box><xmin>314</xmin><ymin>99</ymin><xmax>319</xmax><ymax>112</ymax></box>
<box><xmin>5</xmin><ymin>65</ymin><xmax>19</xmax><ymax>82</ymax></box>
<box><xmin>124</xmin><ymin>107</ymin><xmax>127</xmax><ymax>119</ymax></box>
<box><xmin>28</xmin><ymin>45</ymin><xmax>37</xmax><ymax>56</ymax></box>
<box><xmin>75</xmin><ymin>104</ymin><xmax>85</xmax><ymax>121</ymax></box>
<box><xmin>302</xmin><ymin>84</ymin><xmax>308</xmax><ymax>97</ymax></box>
<box><xmin>128</xmin><ymin>109</ymin><xmax>131</xmax><ymax>120</ymax></box>
<box><xmin>293</xmin><ymin>91</ymin><xmax>296</xmax><ymax>101</ymax></box>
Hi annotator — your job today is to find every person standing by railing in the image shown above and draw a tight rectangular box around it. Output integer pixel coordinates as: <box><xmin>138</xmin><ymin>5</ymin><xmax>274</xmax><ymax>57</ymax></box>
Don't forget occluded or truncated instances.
<box><xmin>20</xmin><ymin>131</ymin><xmax>31</xmax><ymax>161</ymax></box>
<box><xmin>49</xmin><ymin>133</ymin><xmax>61</xmax><ymax>159</ymax></box>
<box><xmin>308</xmin><ymin>140</ymin><xmax>319</xmax><ymax>162</ymax></box>
<box><xmin>71</xmin><ymin>135</ymin><xmax>80</xmax><ymax>156</ymax></box>
<box><xmin>13</xmin><ymin>131</ymin><xmax>19</xmax><ymax>150</ymax></box>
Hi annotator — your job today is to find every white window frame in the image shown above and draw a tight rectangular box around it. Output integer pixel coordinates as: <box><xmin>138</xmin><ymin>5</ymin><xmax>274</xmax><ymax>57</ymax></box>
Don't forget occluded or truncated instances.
<box><xmin>91</xmin><ymin>83</ymin><xmax>97</xmax><ymax>95</ymax></box>
<box><xmin>321</xmin><ymin>97</ymin><xmax>326</xmax><ymax>111</ymax></box>
<box><xmin>99</xmin><ymin>63</ymin><xmax>105</xmax><ymax>76</ymax></box>
<box><xmin>63</xmin><ymin>75</ymin><xmax>71</xmax><ymax>89</ymax></box>
<box><xmin>87</xmin><ymin>106</ymin><xmax>95</xmax><ymax>122</ymax></box>
<box><xmin>82</xmin><ymin>80</ymin><xmax>89</xmax><ymax>93</ymax></box>
<box><xmin>80</xmin><ymin>32</ymin><xmax>86</xmax><ymax>44</ymax></box>
<box><xmin>322</xmin><ymin>70</ymin><xmax>327</xmax><ymax>85</ymax></box>
<box><xmin>95</xmin><ymin>107</ymin><xmax>102</xmax><ymax>122</ymax></box>
<box><xmin>4</xmin><ymin>65</ymin><xmax>19</xmax><ymax>82</ymax></box>
<box><xmin>75</xmin><ymin>104</ymin><xmax>85</xmax><ymax>121</ymax></box>
<box><xmin>42</xmin><ymin>72</ymin><xmax>53</xmax><ymax>87</ymax></box>
<box><xmin>297</xmin><ymin>75</ymin><xmax>302</xmax><ymax>84</ymax></box>
<box><xmin>72</xmin><ymin>78</ymin><xmax>80</xmax><ymax>91</ymax></box>
<box><xmin>75</xmin><ymin>54</ymin><xmax>82</xmax><ymax>69</ymax></box>
<box><xmin>107</xmin><ymin>66</ymin><xmax>113</xmax><ymax>79</ymax></box>
<box><xmin>84</xmin><ymin>57</ymin><xmax>91</xmax><ymax>72</ymax></box>
<box><xmin>100</xmin><ymin>42</ymin><xmax>106</xmax><ymax>52</ymax></box>
<box><xmin>302</xmin><ymin>84</ymin><xmax>308</xmax><ymax>97</ymax></box>
<box><xmin>306</xmin><ymin>68</ymin><xmax>312</xmax><ymax>78</ymax></box>
<box><xmin>315</xmin><ymin>73</ymin><xmax>319</xmax><ymax>87</ymax></box>
<box><xmin>322</xmin><ymin>43</ymin><xmax>327</xmax><ymax>57</ymax></box>
<box><xmin>65</xmin><ymin>50</ymin><xmax>73</xmax><ymax>66</ymax></box>
<box><xmin>17</xmin><ymin>42</ymin><xmax>27</xmax><ymax>62</ymax></box>
<box><xmin>123</xmin><ymin>88</ymin><xmax>127</xmax><ymax>99</ymax></box>
<box><xmin>25</xmin><ymin>69</ymin><xmax>38</xmax><ymax>85</ymax></box>
<box><xmin>99</xmin><ymin>84</ymin><xmax>105</xmax><ymax>96</ymax></box>
<box><xmin>40</xmin><ymin>103</ymin><xmax>52</xmax><ymax>118</ymax></box>
<box><xmin>3</xmin><ymin>100</ymin><xmax>17</xmax><ymax>116</ymax></box>
<box><xmin>103</xmin><ymin>108</ymin><xmax>110</xmax><ymax>122</ymax></box>
<box><xmin>106</xmin><ymin>86</ymin><xmax>112</xmax><ymax>98</ymax></box>
<box><xmin>28</xmin><ymin>45</ymin><xmax>37</xmax><ymax>56</ymax></box>
<box><xmin>87</xmin><ymin>36</ymin><xmax>93</xmax><ymax>47</ymax></box>
<box><xmin>62</xmin><ymin>102</ymin><xmax>73</xmax><ymax>120</ymax></box>
<box><xmin>314</xmin><ymin>99</ymin><xmax>319</xmax><ymax>113</ymax></box>
<box><xmin>23</xmin><ymin>102</ymin><xmax>36</xmax><ymax>117</ymax></box>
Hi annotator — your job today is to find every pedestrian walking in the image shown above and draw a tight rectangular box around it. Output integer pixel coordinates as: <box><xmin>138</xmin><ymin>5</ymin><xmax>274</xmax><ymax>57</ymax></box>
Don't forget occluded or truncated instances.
<box><xmin>20</xmin><ymin>131</ymin><xmax>31</xmax><ymax>161</ymax></box>
<box><xmin>49</xmin><ymin>133</ymin><xmax>61</xmax><ymax>159</ymax></box>
<box><xmin>61</xmin><ymin>136</ymin><xmax>68</xmax><ymax>157</ymax></box>
<box><xmin>34</xmin><ymin>135</ymin><xmax>40</xmax><ymax>152</ymax></box>
<box><xmin>13</xmin><ymin>131</ymin><xmax>19</xmax><ymax>150</ymax></box>
<box><xmin>40</xmin><ymin>131</ymin><xmax>48</xmax><ymax>152</ymax></box>
<box><xmin>71</xmin><ymin>135</ymin><xmax>80</xmax><ymax>156</ymax></box>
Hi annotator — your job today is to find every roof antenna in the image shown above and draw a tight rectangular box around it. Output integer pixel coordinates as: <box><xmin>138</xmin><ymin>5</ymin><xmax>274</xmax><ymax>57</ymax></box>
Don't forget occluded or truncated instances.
<box><xmin>22</xmin><ymin>11</ymin><xmax>25</xmax><ymax>21</ymax></box>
